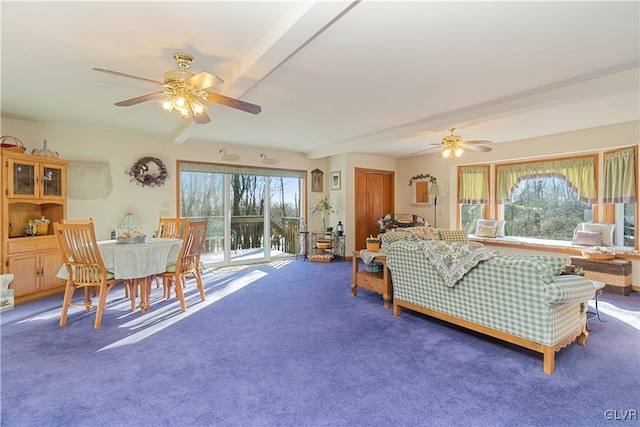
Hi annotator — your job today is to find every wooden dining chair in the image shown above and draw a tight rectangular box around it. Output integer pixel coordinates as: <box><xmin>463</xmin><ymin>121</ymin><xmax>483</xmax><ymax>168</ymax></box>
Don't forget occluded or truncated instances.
<box><xmin>157</xmin><ymin>217</ymin><xmax>187</xmax><ymax>239</ymax></box>
<box><xmin>157</xmin><ymin>219</ymin><xmax>207</xmax><ymax>312</ymax></box>
<box><xmin>54</xmin><ymin>219</ymin><xmax>133</xmax><ymax>328</ymax></box>
<box><xmin>152</xmin><ymin>217</ymin><xmax>188</xmax><ymax>290</ymax></box>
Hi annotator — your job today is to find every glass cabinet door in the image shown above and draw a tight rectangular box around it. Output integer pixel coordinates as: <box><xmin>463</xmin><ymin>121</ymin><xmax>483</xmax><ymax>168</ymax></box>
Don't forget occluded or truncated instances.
<box><xmin>41</xmin><ymin>164</ymin><xmax>63</xmax><ymax>197</ymax></box>
<box><xmin>7</xmin><ymin>159</ymin><xmax>37</xmax><ymax>198</ymax></box>
<box><xmin>6</xmin><ymin>158</ymin><xmax>65</xmax><ymax>199</ymax></box>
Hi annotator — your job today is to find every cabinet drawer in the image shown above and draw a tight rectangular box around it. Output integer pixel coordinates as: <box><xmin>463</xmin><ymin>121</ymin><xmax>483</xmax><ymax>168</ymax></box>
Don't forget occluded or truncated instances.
<box><xmin>7</xmin><ymin>236</ymin><xmax>58</xmax><ymax>254</ymax></box>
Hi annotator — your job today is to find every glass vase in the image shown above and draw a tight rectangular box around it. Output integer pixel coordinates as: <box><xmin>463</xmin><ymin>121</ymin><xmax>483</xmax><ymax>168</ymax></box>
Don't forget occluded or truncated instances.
<box><xmin>321</xmin><ymin>213</ymin><xmax>326</xmax><ymax>232</ymax></box>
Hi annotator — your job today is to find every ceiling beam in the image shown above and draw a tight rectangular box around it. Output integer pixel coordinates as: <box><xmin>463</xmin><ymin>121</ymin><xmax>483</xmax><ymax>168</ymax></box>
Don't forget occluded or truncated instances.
<box><xmin>172</xmin><ymin>1</ymin><xmax>361</xmax><ymax>146</ymax></box>
<box><xmin>305</xmin><ymin>66</ymin><xmax>640</xmax><ymax>159</ymax></box>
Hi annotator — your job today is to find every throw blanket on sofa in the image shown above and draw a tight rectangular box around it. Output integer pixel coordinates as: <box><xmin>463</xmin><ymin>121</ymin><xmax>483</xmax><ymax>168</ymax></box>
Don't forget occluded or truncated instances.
<box><xmin>419</xmin><ymin>240</ymin><xmax>498</xmax><ymax>287</ymax></box>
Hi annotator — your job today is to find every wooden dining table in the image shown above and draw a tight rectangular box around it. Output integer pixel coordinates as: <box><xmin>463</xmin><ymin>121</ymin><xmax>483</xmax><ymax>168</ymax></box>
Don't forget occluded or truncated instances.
<box><xmin>57</xmin><ymin>237</ymin><xmax>182</xmax><ymax>313</ymax></box>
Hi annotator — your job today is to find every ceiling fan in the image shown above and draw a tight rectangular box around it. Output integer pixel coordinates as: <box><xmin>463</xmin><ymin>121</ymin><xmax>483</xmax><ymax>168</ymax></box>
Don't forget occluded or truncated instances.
<box><xmin>93</xmin><ymin>52</ymin><xmax>261</xmax><ymax>124</ymax></box>
<box><xmin>412</xmin><ymin>128</ymin><xmax>493</xmax><ymax>159</ymax></box>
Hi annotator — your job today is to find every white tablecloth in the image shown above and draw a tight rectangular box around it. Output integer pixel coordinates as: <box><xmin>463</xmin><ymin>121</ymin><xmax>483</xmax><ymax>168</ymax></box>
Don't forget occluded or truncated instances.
<box><xmin>57</xmin><ymin>238</ymin><xmax>182</xmax><ymax>280</ymax></box>
<box><xmin>359</xmin><ymin>249</ymin><xmax>388</xmax><ymax>264</ymax></box>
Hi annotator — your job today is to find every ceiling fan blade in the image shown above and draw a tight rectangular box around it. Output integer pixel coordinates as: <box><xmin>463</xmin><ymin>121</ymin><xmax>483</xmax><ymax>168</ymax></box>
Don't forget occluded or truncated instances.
<box><xmin>187</xmin><ymin>71</ymin><xmax>224</xmax><ymax>90</ymax></box>
<box><xmin>205</xmin><ymin>92</ymin><xmax>262</xmax><ymax>114</ymax></box>
<box><xmin>464</xmin><ymin>144</ymin><xmax>493</xmax><ymax>153</ymax></box>
<box><xmin>93</xmin><ymin>68</ymin><xmax>164</xmax><ymax>86</ymax></box>
<box><xmin>463</xmin><ymin>140</ymin><xmax>494</xmax><ymax>145</ymax></box>
<box><xmin>192</xmin><ymin>111</ymin><xmax>211</xmax><ymax>125</ymax></box>
<box><xmin>410</xmin><ymin>146</ymin><xmax>441</xmax><ymax>156</ymax></box>
<box><xmin>114</xmin><ymin>91</ymin><xmax>166</xmax><ymax>107</ymax></box>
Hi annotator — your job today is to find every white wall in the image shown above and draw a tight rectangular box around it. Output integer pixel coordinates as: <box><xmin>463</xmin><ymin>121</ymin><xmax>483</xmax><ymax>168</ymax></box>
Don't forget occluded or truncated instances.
<box><xmin>1</xmin><ymin>117</ymin><xmax>328</xmax><ymax>240</ymax></box>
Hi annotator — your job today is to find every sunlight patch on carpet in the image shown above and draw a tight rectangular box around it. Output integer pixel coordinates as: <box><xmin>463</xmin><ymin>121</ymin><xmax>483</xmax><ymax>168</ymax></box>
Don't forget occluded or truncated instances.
<box><xmin>591</xmin><ymin>300</ymin><xmax>640</xmax><ymax>331</ymax></box>
<box><xmin>98</xmin><ymin>269</ymin><xmax>267</xmax><ymax>351</ymax></box>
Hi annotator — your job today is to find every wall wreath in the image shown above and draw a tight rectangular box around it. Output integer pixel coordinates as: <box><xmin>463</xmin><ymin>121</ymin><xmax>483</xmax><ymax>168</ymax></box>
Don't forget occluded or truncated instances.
<box><xmin>126</xmin><ymin>156</ymin><xmax>169</xmax><ymax>188</ymax></box>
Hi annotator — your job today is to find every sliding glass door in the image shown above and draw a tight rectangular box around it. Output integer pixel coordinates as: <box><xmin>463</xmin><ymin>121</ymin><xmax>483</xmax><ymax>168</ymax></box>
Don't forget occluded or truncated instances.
<box><xmin>179</xmin><ymin>161</ymin><xmax>305</xmax><ymax>266</ymax></box>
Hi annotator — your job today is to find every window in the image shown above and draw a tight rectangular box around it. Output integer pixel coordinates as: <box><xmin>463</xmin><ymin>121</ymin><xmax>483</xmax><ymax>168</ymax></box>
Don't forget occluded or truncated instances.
<box><xmin>603</xmin><ymin>147</ymin><xmax>637</xmax><ymax>248</ymax></box>
<box><xmin>460</xmin><ymin>205</ymin><xmax>485</xmax><ymax>234</ymax></box>
<box><xmin>458</xmin><ymin>165</ymin><xmax>489</xmax><ymax>234</ymax></box>
<box><xmin>503</xmin><ymin>176</ymin><xmax>592</xmax><ymax>240</ymax></box>
<box><xmin>495</xmin><ymin>155</ymin><xmax>597</xmax><ymax>242</ymax></box>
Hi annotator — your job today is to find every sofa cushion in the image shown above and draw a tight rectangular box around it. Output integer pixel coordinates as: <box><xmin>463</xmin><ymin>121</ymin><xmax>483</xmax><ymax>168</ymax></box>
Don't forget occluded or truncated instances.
<box><xmin>380</xmin><ymin>230</ymin><xmax>410</xmax><ymax>247</ymax></box>
<box><xmin>404</xmin><ymin>226</ymin><xmax>437</xmax><ymax>240</ymax></box>
<box><xmin>571</xmin><ymin>230</ymin><xmax>602</xmax><ymax>246</ymax></box>
<box><xmin>438</xmin><ymin>229</ymin><xmax>469</xmax><ymax>243</ymax></box>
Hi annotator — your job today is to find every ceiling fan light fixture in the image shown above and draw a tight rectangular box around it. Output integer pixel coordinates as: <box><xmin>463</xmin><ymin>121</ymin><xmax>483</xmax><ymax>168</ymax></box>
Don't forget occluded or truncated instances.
<box><xmin>441</xmin><ymin>147</ymin><xmax>452</xmax><ymax>159</ymax></box>
<box><xmin>161</xmin><ymin>97</ymin><xmax>174</xmax><ymax>112</ymax></box>
<box><xmin>454</xmin><ymin>147</ymin><xmax>464</xmax><ymax>158</ymax></box>
<box><xmin>188</xmin><ymin>97</ymin><xmax>206</xmax><ymax>115</ymax></box>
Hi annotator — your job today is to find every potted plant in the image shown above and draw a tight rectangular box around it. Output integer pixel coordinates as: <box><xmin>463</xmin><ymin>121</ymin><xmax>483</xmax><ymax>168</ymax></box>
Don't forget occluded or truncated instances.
<box><xmin>310</xmin><ymin>195</ymin><xmax>335</xmax><ymax>232</ymax></box>
<box><xmin>366</xmin><ymin>235</ymin><xmax>381</xmax><ymax>252</ymax></box>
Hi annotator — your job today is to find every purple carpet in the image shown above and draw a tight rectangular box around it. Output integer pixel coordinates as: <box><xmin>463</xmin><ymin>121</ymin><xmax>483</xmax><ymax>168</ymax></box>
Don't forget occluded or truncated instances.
<box><xmin>1</xmin><ymin>258</ymin><xmax>639</xmax><ymax>426</ymax></box>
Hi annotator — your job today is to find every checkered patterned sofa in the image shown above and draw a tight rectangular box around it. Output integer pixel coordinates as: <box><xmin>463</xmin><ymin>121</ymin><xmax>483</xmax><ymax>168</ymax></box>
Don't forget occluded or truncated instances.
<box><xmin>386</xmin><ymin>239</ymin><xmax>596</xmax><ymax>374</ymax></box>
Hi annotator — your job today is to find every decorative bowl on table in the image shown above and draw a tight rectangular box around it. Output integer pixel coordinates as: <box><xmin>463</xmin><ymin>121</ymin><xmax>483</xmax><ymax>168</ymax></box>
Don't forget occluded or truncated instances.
<box><xmin>316</xmin><ymin>242</ymin><xmax>332</xmax><ymax>250</ymax></box>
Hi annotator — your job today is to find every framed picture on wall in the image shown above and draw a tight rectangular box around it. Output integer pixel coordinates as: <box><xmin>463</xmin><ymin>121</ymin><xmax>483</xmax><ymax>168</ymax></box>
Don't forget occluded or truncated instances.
<box><xmin>331</xmin><ymin>171</ymin><xmax>341</xmax><ymax>190</ymax></box>
<box><xmin>311</xmin><ymin>168</ymin><xmax>323</xmax><ymax>192</ymax></box>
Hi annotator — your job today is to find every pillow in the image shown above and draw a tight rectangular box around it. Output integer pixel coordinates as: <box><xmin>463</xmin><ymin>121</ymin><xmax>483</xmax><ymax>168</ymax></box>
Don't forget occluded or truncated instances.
<box><xmin>477</xmin><ymin>224</ymin><xmax>498</xmax><ymax>238</ymax></box>
<box><xmin>403</xmin><ymin>226</ymin><xmax>436</xmax><ymax>240</ymax></box>
<box><xmin>380</xmin><ymin>230</ymin><xmax>410</xmax><ymax>247</ymax></box>
<box><xmin>474</xmin><ymin>219</ymin><xmax>506</xmax><ymax>237</ymax></box>
<box><xmin>571</xmin><ymin>230</ymin><xmax>602</xmax><ymax>246</ymax></box>
<box><xmin>581</xmin><ymin>223</ymin><xmax>615</xmax><ymax>246</ymax></box>
<box><xmin>438</xmin><ymin>229</ymin><xmax>469</xmax><ymax>243</ymax></box>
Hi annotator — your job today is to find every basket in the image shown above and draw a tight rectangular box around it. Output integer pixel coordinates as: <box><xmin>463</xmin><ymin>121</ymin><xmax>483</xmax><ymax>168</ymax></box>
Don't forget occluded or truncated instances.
<box><xmin>1</xmin><ymin>136</ymin><xmax>26</xmax><ymax>153</ymax></box>
<box><xmin>366</xmin><ymin>262</ymin><xmax>383</xmax><ymax>273</ymax></box>
<box><xmin>366</xmin><ymin>239</ymin><xmax>380</xmax><ymax>252</ymax></box>
<box><xmin>35</xmin><ymin>222</ymin><xmax>49</xmax><ymax>235</ymax></box>
<box><xmin>581</xmin><ymin>251</ymin><xmax>615</xmax><ymax>260</ymax></box>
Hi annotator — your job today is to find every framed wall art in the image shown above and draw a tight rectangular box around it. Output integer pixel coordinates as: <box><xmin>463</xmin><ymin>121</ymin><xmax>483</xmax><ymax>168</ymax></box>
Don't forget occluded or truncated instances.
<box><xmin>331</xmin><ymin>171</ymin><xmax>341</xmax><ymax>190</ymax></box>
<box><xmin>311</xmin><ymin>168</ymin><xmax>323</xmax><ymax>192</ymax></box>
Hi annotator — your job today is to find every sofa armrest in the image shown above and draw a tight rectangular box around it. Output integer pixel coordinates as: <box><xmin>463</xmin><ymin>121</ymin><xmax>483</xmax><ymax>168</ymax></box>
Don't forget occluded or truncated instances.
<box><xmin>544</xmin><ymin>275</ymin><xmax>596</xmax><ymax>306</ymax></box>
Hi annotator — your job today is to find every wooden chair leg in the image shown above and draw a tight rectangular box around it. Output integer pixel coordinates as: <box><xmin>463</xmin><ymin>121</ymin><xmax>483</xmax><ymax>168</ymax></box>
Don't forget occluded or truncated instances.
<box><xmin>195</xmin><ymin>269</ymin><xmax>206</xmax><ymax>302</ymax></box>
<box><xmin>127</xmin><ymin>280</ymin><xmax>137</xmax><ymax>312</ymax></box>
<box><xmin>94</xmin><ymin>284</ymin><xmax>109</xmax><ymax>329</ymax></box>
<box><xmin>174</xmin><ymin>275</ymin><xmax>187</xmax><ymax>312</ymax></box>
<box><xmin>83</xmin><ymin>287</ymin><xmax>92</xmax><ymax>313</ymax></box>
<box><xmin>59</xmin><ymin>285</ymin><xmax>75</xmax><ymax>326</ymax></box>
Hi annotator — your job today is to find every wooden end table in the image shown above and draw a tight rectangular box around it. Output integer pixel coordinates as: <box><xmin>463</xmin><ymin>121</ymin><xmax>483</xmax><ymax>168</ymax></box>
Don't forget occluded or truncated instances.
<box><xmin>351</xmin><ymin>250</ymin><xmax>393</xmax><ymax>309</ymax></box>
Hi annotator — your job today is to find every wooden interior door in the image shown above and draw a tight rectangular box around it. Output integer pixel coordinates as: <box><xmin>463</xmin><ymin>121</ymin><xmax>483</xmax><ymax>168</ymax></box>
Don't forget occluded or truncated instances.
<box><xmin>355</xmin><ymin>168</ymin><xmax>394</xmax><ymax>250</ymax></box>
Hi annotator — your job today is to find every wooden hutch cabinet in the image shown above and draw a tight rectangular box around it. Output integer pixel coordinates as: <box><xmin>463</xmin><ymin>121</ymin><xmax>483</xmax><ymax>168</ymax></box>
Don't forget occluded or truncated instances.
<box><xmin>1</xmin><ymin>151</ymin><xmax>68</xmax><ymax>303</ymax></box>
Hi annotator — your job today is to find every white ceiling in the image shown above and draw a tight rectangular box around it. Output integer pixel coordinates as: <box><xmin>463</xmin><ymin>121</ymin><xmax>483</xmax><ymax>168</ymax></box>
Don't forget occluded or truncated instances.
<box><xmin>2</xmin><ymin>1</ymin><xmax>639</xmax><ymax>159</ymax></box>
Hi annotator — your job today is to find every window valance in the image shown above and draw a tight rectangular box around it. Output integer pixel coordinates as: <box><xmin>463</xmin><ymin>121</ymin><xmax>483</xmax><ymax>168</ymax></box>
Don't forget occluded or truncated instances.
<box><xmin>496</xmin><ymin>156</ymin><xmax>597</xmax><ymax>204</ymax></box>
<box><xmin>179</xmin><ymin>161</ymin><xmax>306</xmax><ymax>179</ymax></box>
<box><xmin>603</xmin><ymin>147</ymin><xmax>637</xmax><ymax>203</ymax></box>
<box><xmin>458</xmin><ymin>166</ymin><xmax>489</xmax><ymax>204</ymax></box>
